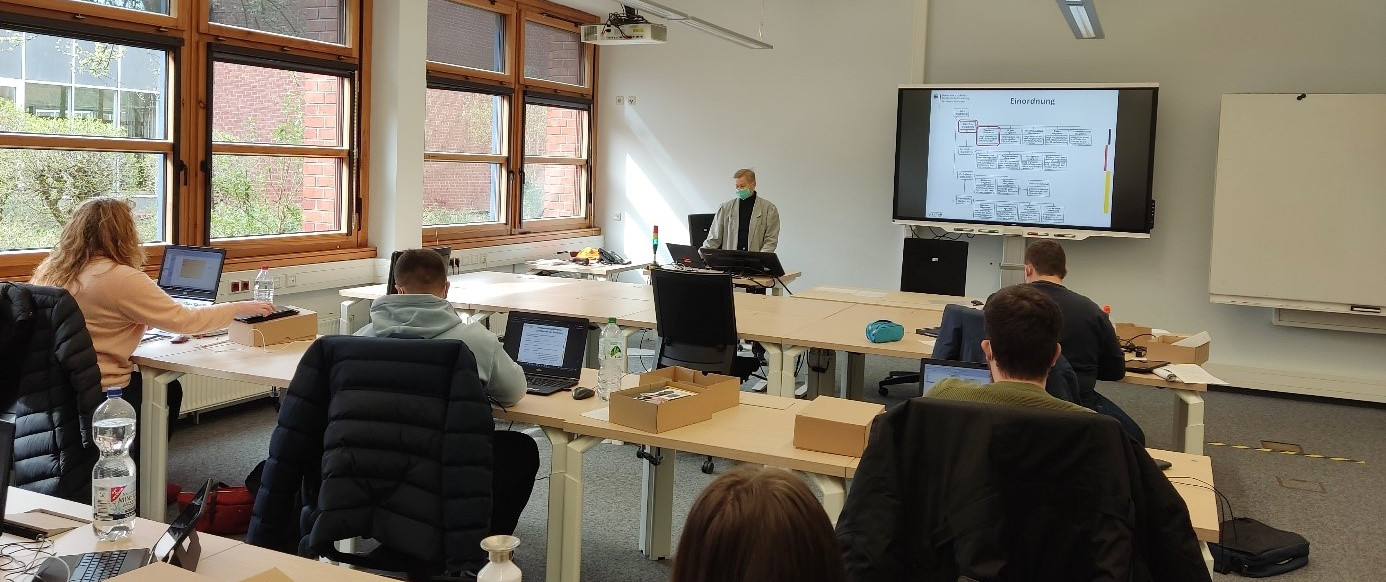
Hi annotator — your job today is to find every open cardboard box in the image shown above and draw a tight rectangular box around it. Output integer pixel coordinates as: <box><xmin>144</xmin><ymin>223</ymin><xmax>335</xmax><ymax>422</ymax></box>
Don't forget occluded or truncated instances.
<box><xmin>1145</xmin><ymin>333</ymin><xmax>1211</xmax><ymax>365</ymax></box>
<box><xmin>609</xmin><ymin>367</ymin><xmax>740</xmax><ymax>433</ymax></box>
<box><xmin>1114</xmin><ymin>322</ymin><xmax>1153</xmax><ymax>347</ymax></box>
<box><xmin>794</xmin><ymin>396</ymin><xmax>885</xmax><ymax>457</ymax></box>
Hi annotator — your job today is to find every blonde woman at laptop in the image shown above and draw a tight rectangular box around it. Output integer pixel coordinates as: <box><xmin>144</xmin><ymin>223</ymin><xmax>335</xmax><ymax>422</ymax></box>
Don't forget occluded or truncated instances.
<box><xmin>33</xmin><ymin>198</ymin><xmax>272</xmax><ymax>447</ymax></box>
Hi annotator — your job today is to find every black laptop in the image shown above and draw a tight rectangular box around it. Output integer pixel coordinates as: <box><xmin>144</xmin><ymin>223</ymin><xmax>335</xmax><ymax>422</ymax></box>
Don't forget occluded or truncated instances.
<box><xmin>157</xmin><ymin>246</ymin><xmax>227</xmax><ymax>307</ymax></box>
<box><xmin>35</xmin><ymin>479</ymin><xmax>213</xmax><ymax>582</ymax></box>
<box><xmin>502</xmin><ymin>311</ymin><xmax>590</xmax><ymax>395</ymax></box>
<box><xmin>665</xmin><ymin>243</ymin><xmax>708</xmax><ymax>269</ymax></box>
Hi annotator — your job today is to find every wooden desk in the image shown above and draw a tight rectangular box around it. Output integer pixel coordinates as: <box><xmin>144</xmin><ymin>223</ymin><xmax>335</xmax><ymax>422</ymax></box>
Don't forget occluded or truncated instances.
<box><xmin>732</xmin><ymin>270</ymin><xmax>801</xmax><ymax>296</ymax></box>
<box><xmin>131</xmin><ymin>338</ymin><xmax>313</xmax><ymax>519</ymax></box>
<box><xmin>527</xmin><ymin>259</ymin><xmax>651</xmax><ymax>281</ymax></box>
<box><xmin>4</xmin><ymin>488</ymin><xmax>243</xmax><ymax>573</ymax></box>
<box><xmin>194</xmin><ymin>542</ymin><xmax>397</xmax><ymax>582</ymax></box>
<box><xmin>796</xmin><ymin>285</ymin><xmax>979</xmax><ymax>310</ymax></box>
<box><xmin>554</xmin><ymin>393</ymin><xmax>854</xmax><ymax>582</ymax></box>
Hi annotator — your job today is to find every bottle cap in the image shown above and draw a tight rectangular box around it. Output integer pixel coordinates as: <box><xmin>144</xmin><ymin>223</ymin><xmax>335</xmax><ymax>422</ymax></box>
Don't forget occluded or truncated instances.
<box><xmin>105</xmin><ymin>388</ymin><xmax>122</xmax><ymax>398</ymax></box>
<box><xmin>260</xmin><ymin>265</ymin><xmax>269</xmax><ymax>270</ymax></box>
<box><xmin>607</xmin><ymin>317</ymin><xmax>617</xmax><ymax>324</ymax></box>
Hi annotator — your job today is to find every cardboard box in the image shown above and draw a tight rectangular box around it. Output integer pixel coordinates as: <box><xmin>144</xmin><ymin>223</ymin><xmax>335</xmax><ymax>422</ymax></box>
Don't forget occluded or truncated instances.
<box><xmin>794</xmin><ymin>396</ymin><xmax>885</xmax><ymax>457</ymax></box>
<box><xmin>229</xmin><ymin>307</ymin><xmax>317</xmax><ymax>347</ymax></box>
<box><xmin>1145</xmin><ymin>333</ymin><xmax>1211</xmax><ymax>365</ymax></box>
<box><xmin>636</xmin><ymin>367</ymin><xmax>740</xmax><ymax>412</ymax></box>
<box><xmin>609</xmin><ymin>376</ymin><xmax>734</xmax><ymax>434</ymax></box>
<box><xmin>1114</xmin><ymin>322</ymin><xmax>1153</xmax><ymax>347</ymax></box>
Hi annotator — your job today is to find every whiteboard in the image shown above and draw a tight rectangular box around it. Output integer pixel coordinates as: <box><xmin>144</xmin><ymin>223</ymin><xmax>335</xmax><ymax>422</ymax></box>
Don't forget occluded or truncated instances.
<box><xmin>1209</xmin><ymin>94</ymin><xmax>1386</xmax><ymax>313</ymax></box>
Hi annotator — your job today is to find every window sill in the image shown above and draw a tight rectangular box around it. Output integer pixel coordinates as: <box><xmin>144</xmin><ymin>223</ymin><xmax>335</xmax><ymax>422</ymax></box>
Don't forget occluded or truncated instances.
<box><xmin>432</xmin><ymin>228</ymin><xmax>601</xmax><ymax>250</ymax></box>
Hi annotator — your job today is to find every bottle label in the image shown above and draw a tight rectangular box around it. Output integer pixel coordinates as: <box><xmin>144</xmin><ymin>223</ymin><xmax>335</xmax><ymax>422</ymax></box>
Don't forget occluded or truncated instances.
<box><xmin>94</xmin><ymin>479</ymin><xmax>136</xmax><ymax>520</ymax></box>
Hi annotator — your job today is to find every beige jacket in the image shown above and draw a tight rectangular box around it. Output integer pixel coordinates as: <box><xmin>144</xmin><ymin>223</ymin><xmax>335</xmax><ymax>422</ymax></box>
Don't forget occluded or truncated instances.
<box><xmin>701</xmin><ymin>195</ymin><xmax>780</xmax><ymax>253</ymax></box>
<box><xmin>63</xmin><ymin>259</ymin><xmax>244</xmax><ymax>387</ymax></box>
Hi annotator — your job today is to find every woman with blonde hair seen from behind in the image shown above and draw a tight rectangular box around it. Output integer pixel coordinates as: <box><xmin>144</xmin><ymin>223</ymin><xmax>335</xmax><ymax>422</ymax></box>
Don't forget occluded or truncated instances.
<box><xmin>672</xmin><ymin>465</ymin><xmax>847</xmax><ymax>582</ymax></box>
<box><xmin>33</xmin><ymin>198</ymin><xmax>271</xmax><ymax>447</ymax></box>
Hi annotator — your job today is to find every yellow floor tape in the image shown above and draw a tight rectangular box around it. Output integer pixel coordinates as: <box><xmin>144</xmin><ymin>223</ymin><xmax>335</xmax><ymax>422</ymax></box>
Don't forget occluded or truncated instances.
<box><xmin>1206</xmin><ymin>441</ymin><xmax>1366</xmax><ymax>465</ymax></box>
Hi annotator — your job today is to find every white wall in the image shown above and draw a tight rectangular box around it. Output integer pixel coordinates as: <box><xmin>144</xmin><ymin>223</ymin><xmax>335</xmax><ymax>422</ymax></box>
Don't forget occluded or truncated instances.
<box><xmin>595</xmin><ymin>0</ymin><xmax>1386</xmax><ymax>400</ymax></box>
<box><xmin>924</xmin><ymin>0</ymin><xmax>1386</xmax><ymax>399</ymax></box>
<box><xmin>593</xmin><ymin>0</ymin><xmax>922</xmax><ymax>283</ymax></box>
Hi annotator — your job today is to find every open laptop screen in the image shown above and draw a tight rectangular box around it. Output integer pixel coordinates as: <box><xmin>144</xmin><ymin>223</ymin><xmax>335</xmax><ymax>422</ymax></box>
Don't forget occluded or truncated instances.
<box><xmin>151</xmin><ymin>479</ymin><xmax>211</xmax><ymax>562</ymax></box>
<box><xmin>158</xmin><ymin>246</ymin><xmax>225</xmax><ymax>300</ymax></box>
<box><xmin>920</xmin><ymin>358</ymin><xmax>993</xmax><ymax>392</ymax></box>
<box><xmin>503</xmin><ymin>312</ymin><xmax>588</xmax><ymax>378</ymax></box>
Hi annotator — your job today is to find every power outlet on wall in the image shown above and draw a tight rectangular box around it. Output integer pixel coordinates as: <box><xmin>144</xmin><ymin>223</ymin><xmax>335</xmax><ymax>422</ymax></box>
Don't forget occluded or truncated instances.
<box><xmin>613</xmin><ymin>212</ymin><xmax>623</xmax><ymax>221</ymax></box>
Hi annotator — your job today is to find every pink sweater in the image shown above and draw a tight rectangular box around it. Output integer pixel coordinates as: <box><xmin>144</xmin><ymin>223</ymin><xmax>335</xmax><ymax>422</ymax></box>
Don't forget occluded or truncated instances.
<box><xmin>66</xmin><ymin>259</ymin><xmax>243</xmax><ymax>388</ymax></box>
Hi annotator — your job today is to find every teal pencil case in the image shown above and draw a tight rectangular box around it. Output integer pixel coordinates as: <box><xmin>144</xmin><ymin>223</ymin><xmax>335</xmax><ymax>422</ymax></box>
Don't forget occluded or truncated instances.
<box><xmin>865</xmin><ymin>320</ymin><xmax>905</xmax><ymax>343</ymax></box>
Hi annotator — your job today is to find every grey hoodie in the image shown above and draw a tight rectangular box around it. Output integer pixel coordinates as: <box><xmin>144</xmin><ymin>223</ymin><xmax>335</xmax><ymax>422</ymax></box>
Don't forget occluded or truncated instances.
<box><xmin>354</xmin><ymin>294</ymin><xmax>527</xmax><ymax>407</ymax></box>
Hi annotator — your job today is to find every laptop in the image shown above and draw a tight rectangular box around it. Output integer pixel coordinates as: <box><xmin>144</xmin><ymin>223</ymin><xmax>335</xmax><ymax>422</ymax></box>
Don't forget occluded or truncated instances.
<box><xmin>157</xmin><ymin>246</ymin><xmax>227</xmax><ymax>308</ymax></box>
<box><xmin>919</xmin><ymin>358</ymin><xmax>993</xmax><ymax>392</ymax></box>
<box><xmin>502</xmin><ymin>311</ymin><xmax>590</xmax><ymax>395</ymax></box>
<box><xmin>665</xmin><ymin>243</ymin><xmax>708</xmax><ymax>269</ymax></box>
<box><xmin>35</xmin><ymin>479</ymin><xmax>213</xmax><ymax>582</ymax></box>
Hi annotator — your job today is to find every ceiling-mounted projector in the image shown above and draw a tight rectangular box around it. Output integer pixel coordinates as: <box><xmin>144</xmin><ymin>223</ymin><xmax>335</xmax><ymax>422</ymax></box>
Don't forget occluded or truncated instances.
<box><xmin>581</xmin><ymin>22</ymin><xmax>667</xmax><ymax>45</ymax></box>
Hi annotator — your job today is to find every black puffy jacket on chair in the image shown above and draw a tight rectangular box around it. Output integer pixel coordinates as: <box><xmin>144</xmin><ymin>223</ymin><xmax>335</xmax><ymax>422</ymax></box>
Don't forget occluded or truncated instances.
<box><xmin>246</xmin><ymin>335</ymin><xmax>495</xmax><ymax>575</ymax></box>
<box><xmin>0</xmin><ymin>283</ymin><xmax>103</xmax><ymax>502</ymax></box>
<box><xmin>837</xmin><ymin>398</ymin><xmax>1210</xmax><ymax>582</ymax></box>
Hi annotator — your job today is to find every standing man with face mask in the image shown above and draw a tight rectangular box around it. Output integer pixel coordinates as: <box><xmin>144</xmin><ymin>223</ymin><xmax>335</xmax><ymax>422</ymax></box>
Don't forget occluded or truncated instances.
<box><xmin>702</xmin><ymin>168</ymin><xmax>781</xmax><ymax>253</ymax></box>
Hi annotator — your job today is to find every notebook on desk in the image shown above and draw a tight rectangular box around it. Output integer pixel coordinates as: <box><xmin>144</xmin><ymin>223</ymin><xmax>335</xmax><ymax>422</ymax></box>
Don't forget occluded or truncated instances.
<box><xmin>502</xmin><ymin>311</ymin><xmax>590</xmax><ymax>395</ymax></box>
<box><xmin>34</xmin><ymin>480</ymin><xmax>212</xmax><ymax>582</ymax></box>
<box><xmin>664</xmin><ymin>243</ymin><xmax>708</xmax><ymax>269</ymax></box>
<box><xmin>157</xmin><ymin>246</ymin><xmax>226</xmax><ymax>308</ymax></box>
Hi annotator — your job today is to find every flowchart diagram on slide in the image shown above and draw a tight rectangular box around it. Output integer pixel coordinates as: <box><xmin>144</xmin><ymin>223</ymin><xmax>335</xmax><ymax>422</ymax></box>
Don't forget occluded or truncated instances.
<box><xmin>924</xmin><ymin>90</ymin><xmax>1119</xmax><ymax>228</ymax></box>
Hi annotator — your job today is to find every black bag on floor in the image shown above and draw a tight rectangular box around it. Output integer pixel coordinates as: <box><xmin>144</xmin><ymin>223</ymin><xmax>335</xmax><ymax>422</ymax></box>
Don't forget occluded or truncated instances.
<box><xmin>1209</xmin><ymin>517</ymin><xmax>1309</xmax><ymax>577</ymax></box>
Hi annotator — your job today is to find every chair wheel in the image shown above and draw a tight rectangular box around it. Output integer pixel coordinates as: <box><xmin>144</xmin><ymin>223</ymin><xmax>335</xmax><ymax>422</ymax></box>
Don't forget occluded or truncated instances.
<box><xmin>701</xmin><ymin>459</ymin><xmax>715</xmax><ymax>474</ymax></box>
<box><xmin>879</xmin><ymin>386</ymin><xmax>890</xmax><ymax>396</ymax></box>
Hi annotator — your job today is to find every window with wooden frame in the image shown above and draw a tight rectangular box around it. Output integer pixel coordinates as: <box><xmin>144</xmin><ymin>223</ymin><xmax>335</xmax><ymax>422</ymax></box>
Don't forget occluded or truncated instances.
<box><xmin>424</xmin><ymin>0</ymin><xmax>596</xmax><ymax>244</ymax></box>
<box><xmin>0</xmin><ymin>0</ymin><xmax>367</xmax><ymax>280</ymax></box>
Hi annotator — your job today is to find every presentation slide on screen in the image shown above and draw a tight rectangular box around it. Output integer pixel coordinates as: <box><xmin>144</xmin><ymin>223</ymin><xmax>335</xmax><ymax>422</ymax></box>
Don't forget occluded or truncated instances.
<box><xmin>924</xmin><ymin>89</ymin><xmax>1119</xmax><ymax>228</ymax></box>
<box><xmin>517</xmin><ymin>323</ymin><xmax>569</xmax><ymax>368</ymax></box>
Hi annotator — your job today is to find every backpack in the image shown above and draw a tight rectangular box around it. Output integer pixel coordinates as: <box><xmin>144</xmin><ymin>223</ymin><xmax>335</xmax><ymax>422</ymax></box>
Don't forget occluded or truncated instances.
<box><xmin>1209</xmin><ymin>518</ymin><xmax>1309</xmax><ymax>577</ymax></box>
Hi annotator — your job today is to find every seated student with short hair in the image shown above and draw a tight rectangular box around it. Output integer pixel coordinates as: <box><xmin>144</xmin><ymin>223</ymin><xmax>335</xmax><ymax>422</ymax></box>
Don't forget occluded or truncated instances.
<box><xmin>927</xmin><ymin>284</ymin><xmax>1092</xmax><ymax>413</ymax></box>
<box><xmin>673</xmin><ymin>465</ymin><xmax>847</xmax><ymax>582</ymax></box>
<box><xmin>353</xmin><ymin>248</ymin><xmax>535</xmax><ymax>536</ymax></box>
<box><xmin>354</xmin><ymin>249</ymin><xmax>525</xmax><ymax>406</ymax></box>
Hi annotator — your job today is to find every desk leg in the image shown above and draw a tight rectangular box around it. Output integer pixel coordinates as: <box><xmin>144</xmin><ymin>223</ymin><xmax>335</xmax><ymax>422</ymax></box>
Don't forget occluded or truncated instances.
<box><xmin>561</xmin><ymin>436</ymin><xmax>602</xmax><ymax>582</ymax></box>
<box><xmin>768</xmin><ymin>346</ymin><xmax>808</xmax><ymax>399</ymax></box>
<box><xmin>139</xmin><ymin>368</ymin><xmax>182</xmax><ymax>520</ymax></box>
<box><xmin>338</xmin><ymin>299</ymin><xmax>362</xmax><ymax>335</ymax></box>
<box><xmin>1203</xmin><ymin>541</ymin><xmax>1215</xmax><ymax>573</ymax></box>
<box><xmin>540</xmin><ymin>427</ymin><xmax>572</xmax><ymax>582</ymax></box>
<box><xmin>638</xmin><ymin>447</ymin><xmax>675</xmax><ymax>560</ymax></box>
<box><xmin>1173</xmin><ymin>391</ymin><xmax>1206</xmax><ymax>455</ymax></box>
<box><xmin>845</xmin><ymin>352</ymin><xmax>866</xmax><ymax>401</ymax></box>
<box><xmin>803</xmin><ymin>473</ymin><xmax>846</xmax><ymax>527</ymax></box>
<box><xmin>807</xmin><ymin>348</ymin><xmax>837</xmax><ymax>398</ymax></box>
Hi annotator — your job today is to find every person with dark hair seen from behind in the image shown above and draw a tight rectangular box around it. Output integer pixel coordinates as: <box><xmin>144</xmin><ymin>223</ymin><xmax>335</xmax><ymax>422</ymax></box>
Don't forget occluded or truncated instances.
<box><xmin>672</xmin><ymin>465</ymin><xmax>847</xmax><ymax>582</ymax></box>
<box><xmin>927</xmin><ymin>284</ymin><xmax>1092</xmax><ymax>412</ymax></box>
<box><xmin>1024</xmin><ymin>240</ymin><xmax>1146</xmax><ymax>443</ymax></box>
<box><xmin>353</xmin><ymin>248</ymin><xmax>537</xmax><ymax>536</ymax></box>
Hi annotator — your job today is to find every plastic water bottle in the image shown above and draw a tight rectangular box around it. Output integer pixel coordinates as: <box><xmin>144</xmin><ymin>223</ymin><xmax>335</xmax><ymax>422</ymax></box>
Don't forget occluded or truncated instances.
<box><xmin>253</xmin><ymin>265</ymin><xmax>275</xmax><ymax>304</ymax></box>
<box><xmin>597</xmin><ymin>317</ymin><xmax>624</xmax><ymax>401</ymax></box>
<box><xmin>477</xmin><ymin>535</ymin><xmax>522</xmax><ymax>582</ymax></box>
<box><xmin>91</xmin><ymin>389</ymin><xmax>137</xmax><ymax>540</ymax></box>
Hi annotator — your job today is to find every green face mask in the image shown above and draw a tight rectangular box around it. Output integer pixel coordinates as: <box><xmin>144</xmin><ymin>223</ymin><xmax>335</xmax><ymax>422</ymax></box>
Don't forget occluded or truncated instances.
<box><xmin>735</xmin><ymin>188</ymin><xmax>752</xmax><ymax>200</ymax></box>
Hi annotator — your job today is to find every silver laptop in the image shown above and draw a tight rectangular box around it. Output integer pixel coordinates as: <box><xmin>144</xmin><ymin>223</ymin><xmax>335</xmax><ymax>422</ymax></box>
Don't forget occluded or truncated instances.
<box><xmin>35</xmin><ymin>479</ymin><xmax>212</xmax><ymax>581</ymax></box>
<box><xmin>919</xmin><ymin>358</ymin><xmax>993</xmax><ymax>392</ymax></box>
<box><xmin>157</xmin><ymin>246</ymin><xmax>226</xmax><ymax>308</ymax></box>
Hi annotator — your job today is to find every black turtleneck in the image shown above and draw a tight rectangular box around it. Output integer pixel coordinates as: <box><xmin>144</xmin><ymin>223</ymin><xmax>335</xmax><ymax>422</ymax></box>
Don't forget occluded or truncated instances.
<box><xmin>736</xmin><ymin>192</ymin><xmax>757</xmax><ymax>251</ymax></box>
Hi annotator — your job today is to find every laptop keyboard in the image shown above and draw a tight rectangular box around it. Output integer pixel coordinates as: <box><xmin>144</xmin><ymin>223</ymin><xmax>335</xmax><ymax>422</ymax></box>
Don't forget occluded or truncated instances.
<box><xmin>71</xmin><ymin>551</ymin><xmax>129</xmax><ymax>582</ymax></box>
<box><xmin>526</xmin><ymin>375</ymin><xmax>573</xmax><ymax>390</ymax></box>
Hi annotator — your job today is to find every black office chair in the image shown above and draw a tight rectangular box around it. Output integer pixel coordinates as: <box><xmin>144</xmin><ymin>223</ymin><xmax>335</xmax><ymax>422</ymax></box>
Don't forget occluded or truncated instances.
<box><xmin>649</xmin><ymin>267</ymin><xmax>759</xmax><ymax>473</ymax></box>
<box><xmin>879</xmin><ymin>238</ymin><xmax>971</xmax><ymax>394</ymax></box>
<box><xmin>688</xmin><ymin>213</ymin><xmax>715</xmax><ymax>249</ymax></box>
<box><xmin>837</xmin><ymin>398</ymin><xmax>1210</xmax><ymax>581</ymax></box>
<box><xmin>247</xmin><ymin>336</ymin><xmax>496</xmax><ymax>578</ymax></box>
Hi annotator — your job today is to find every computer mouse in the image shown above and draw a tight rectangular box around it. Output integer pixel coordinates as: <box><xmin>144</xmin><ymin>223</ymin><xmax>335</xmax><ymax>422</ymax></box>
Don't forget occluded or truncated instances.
<box><xmin>171</xmin><ymin>335</ymin><xmax>191</xmax><ymax>344</ymax></box>
<box><xmin>572</xmin><ymin>387</ymin><xmax>595</xmax><ymax>400</ymax></box>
